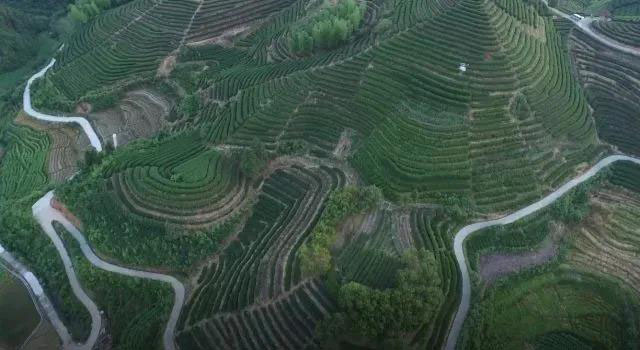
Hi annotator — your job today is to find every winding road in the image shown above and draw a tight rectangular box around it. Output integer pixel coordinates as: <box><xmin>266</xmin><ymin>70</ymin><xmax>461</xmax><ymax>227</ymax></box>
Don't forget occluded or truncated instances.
<box><xmin>33</xmin><ymin>192</ymin><xmax>185</xmax><ymax>350</ymax></box>
<box><xmin>6</xmin><ymin>4</ymin><xmax>640</xmax><ymax>350</ymax></box>
<box><xmin>23</xmin><ymin>59</ymin><xmax>103</xmax><ymax>152</ymax></box>
<box><xmin>545</xmin><ymin>2</ymin><xmax>640</xmax><ymax>57</ymax></box>
<box><xmin>13</xmin><ymin>58</ymin><xmax>186</xmax><ymax>350</ymax></box>
<box><xmin>443</xmin><ymin>7</ymin><xmax>640</xmax><ymax>350</ymax></box>
<box><xmin>444</xmin><ymin>155</ymin><xmax>640</xmax><ymax>350</ymax></box>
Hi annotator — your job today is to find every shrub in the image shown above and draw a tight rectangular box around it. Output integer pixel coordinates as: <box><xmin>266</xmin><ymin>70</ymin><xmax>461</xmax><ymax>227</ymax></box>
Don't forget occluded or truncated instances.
<box><xmin>318</xmin><ymin>250</ymin><xmax>444</xmax><ymax>346</ymax></box>
<box><xmin>300</xmin><ymin>185</ymin><xmax>382</xmax><ymax>276</ymax></box>
<box><xmin>289</xmin><ymin>0</ymin><xmax>364</xmax><ymax>54</ymax></box>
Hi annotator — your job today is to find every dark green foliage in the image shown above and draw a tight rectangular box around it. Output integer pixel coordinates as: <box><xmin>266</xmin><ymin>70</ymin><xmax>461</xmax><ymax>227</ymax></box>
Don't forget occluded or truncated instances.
<box><xmin>30</xmin><ymin>77</ymin><xmax>74</xmax><ymax>112</ymax></box>
<box><xmin>56</xmin><ymin>223</ymin><xmax>173</xmax><ymax>349</ymax></box>
<box><xmin>0</xmin><ymin>198</ymin><xmax>91</xmax><ymax>341</ymax></box>
<box><xmin>179</xmin><ymin>94</ymin><xmax>200</xmax><ymax>120</ymax></box>
<box><xmin>277</xmin><ymin>140</ymin><xmax>308</xmax><ymax>155</ymax></box>
<box><xmin>510</xmin><ymin>94</ymin><xmax>533</xmax><ymax>120</ymax></box>
<box><xmin>68</xmin><ymin>0</ymin><xmax>131</xmax><ymax>23</ymax></box>
<box><xmin>238</xmin><ymin>140</ymin><xmax>268</xmax><ymax>179</ymax></box>
<box><xmin>0</xmin><ymin>9</ymin><xmax>46</xmax><ymax>72</ymax></box>
<box><xmin>300</xmin><ymin>186</ymin><xmax>382</xmax><ymax>276</ymax></box>
<box><xmin>289</xmin><ymin>0</ymin><xmax>364</xmax><ymax>54</ymax></box>
<box><xmin>319</xmin><ymin>250</ymin><xmax>444</xmax><ymax>347</ymax></box>
<box><xmin>550</xmin><ymin>186</ymin><xmax>590</xmax><ymax>223</ymax></box>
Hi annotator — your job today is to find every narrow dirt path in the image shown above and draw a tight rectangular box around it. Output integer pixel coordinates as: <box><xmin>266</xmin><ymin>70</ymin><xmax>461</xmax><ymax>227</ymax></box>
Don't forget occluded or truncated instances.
<box><xmin>444</xmin><ymin>155</ymin><xmax>640</xmax><ymax>350</ymax></box>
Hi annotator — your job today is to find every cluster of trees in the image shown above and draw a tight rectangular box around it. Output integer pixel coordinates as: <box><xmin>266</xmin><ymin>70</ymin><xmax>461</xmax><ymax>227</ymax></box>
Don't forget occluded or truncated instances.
<box><xmin>179</xmin><ymin>94</ymin><xmax>200</xmax><ymax>120</ymax></box>
<box><xmin>299</xmin><ymin>185</ymin><xmax>382</xmax><ymax>276</ymax></box>
<box><xmin>290</xmin><ymin>0</ymin><xmax>364</xmax><ymax>55</ymax></box>
<box><xmin>57</xmin><ymin>173</ymin><xmax>238</xmax><ymax>270</ymax></box>
<box><xmin>550</xmin><ymin>173</ymin><xmax>608</xmax><ymax>224</ymax></box>
<box><xmin>69</xmin><ymin>0</ymin><xmax>131</xmax><ymax>23</ymax></box>
<box><xmin>69</xmin><ymin>0</ymin><xmax>110</xmax><ymax>23</ymax></box>
<box><xmin>56</xmin><ymin>223</ymin><xmax>173</xmax><ymax>349</ymax></box>
<box><xmin>238</xmin><ymin>140</ymin><xmax>269</xmax><ymax>179</ymax></box>
<box><xmin>318</xmin><ymin>249</ymin><xmax>444</xmax><ymax>348</ymax></box>
<box><xmin>0</xmin><ymin>6</ymin><xmax>51</xmax><ymax>73</ymax></box>
<box><xmin>31</xmin><ymin>76</ymin><xmax>74</xmax><ymax>112</ymax></box>
<box><xmin>0</xmin><ymin>198</ymin><xmax>92</xmax><ymax>340</ymax></box>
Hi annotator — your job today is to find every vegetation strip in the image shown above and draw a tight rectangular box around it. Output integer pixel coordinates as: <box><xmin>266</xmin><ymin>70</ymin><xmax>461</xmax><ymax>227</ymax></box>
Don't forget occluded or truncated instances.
<box><xmin>33</xmin><ymin>191</ymin><xmax>185</xmax><ymax>350</ymax></box>
<box><xmin>444</xmin><ymin>154</ymin><xmax>640</xmax><ymax>350</ymax></box>
<box><xmin>17</xmin><ymin>60</ymin><xmax>184</xmax><ymax>350</ymax></box>
<box><xmin>545</xmin><ymin>1</ymin><xmax>640</xmax><ymax>56</ymax></box>
<box><xmin>0</xmin><ymin>246</ymin><xmax>72</xmax><ymax>348</ymax></box>
<box><xmin>23</xmin><ymin>58</ymin><xmax>103</xmax><ymax>152</ymax></box>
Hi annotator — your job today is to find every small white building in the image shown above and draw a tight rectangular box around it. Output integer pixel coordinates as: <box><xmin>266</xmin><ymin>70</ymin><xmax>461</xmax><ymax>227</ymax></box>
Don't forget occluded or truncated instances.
<box><xmin>459</xmin><ymin>63</ymin><xmax>468</xmax><ymax>72</ymax></box>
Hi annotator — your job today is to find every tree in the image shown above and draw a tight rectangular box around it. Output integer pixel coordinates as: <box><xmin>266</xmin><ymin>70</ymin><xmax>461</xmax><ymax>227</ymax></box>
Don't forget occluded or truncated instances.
<box><xmin>69</xmin><ymin>4</ymin><xmax>89</xmax><ymax>23</ymax></box>
<box><xmin>319</xmin><ymin>249</ymin><xmax>444</xmax><ymax>346</ymax></box>
<box><xmin>299</xmin><ymin>243</ymin><xmax>332</xmax><ymax>276</ymax></box>
<box><xmin>238</xmin><ymin>140</ymin><xmax>268</xmax><ymax>179</ymax></box>
<box><xmin>179</xmin><ymin>94</ymin><xmax>200</xmax><ymax>119</ymax></box>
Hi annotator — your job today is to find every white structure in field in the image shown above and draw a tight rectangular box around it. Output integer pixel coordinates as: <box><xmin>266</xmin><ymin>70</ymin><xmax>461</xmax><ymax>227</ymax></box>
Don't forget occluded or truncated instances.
<box><xmin>459</xmin><ymin>63</ymin><xmax>468</xmax><ymax>72</ymax></box>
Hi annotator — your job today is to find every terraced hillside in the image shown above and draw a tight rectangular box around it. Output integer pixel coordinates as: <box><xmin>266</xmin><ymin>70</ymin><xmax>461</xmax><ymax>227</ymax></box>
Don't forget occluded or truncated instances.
<box><xmin>592</xmin><ymin>20</ymin><xmax>640</xmax><ymax>46</ymax></box>
<box><xmin>570</xmin><ymin>29</ymin><xmax>640</xmax><ymax>156</ymax></box>
<box><xmin>89</xmin><ymin>89</ymin><xmax>171</xmax><ymax>147</ymax></box>
<box><xmin>177</xmin><ymin>165</ymin><xmax>345</xmax><ymax>349</ymax></box>
<box><xmin>106</xmin><ymin>137</ymin><xmax>248</xmax><ymax>229</ymax></box>
<box><xmin>40</xmin><ymin>0</ymin><xmax>608</xmax><ymax>217</ymax></box>
<box><xmin>17</xmin><ymin>0</ymin><xmax>640</xmax><ymax>348</ymax></box>
<box><xmin>459</xmin><ymin>161</ymin><xmax>640</xmax><ymax>350</ymax></box>
<box><xmin>568</xmin><ymin>162</ymin><xmax>640</xmax><ymax>293</ymax></box>
<box><xmin>0</xmin><ymin>125</ymin><xmax>49</xmax><ymax>199</ymax></box>
<box><xmin>15</xmin><ymin>113</ymin><xmax>89</xmax><ymax>183</ymax></box>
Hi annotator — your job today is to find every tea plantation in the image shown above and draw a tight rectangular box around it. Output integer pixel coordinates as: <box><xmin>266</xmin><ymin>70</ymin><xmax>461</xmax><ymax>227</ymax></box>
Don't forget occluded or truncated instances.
<box><xmin>0</xmin><ymin>0</ymin><xmax>639</xmax><ymax>348</ymax></box>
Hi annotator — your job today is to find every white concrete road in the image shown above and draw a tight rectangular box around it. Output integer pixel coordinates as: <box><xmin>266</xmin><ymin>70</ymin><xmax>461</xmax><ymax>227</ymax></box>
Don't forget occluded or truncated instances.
<box><xmin>33</xmin><ymin>191</ymin><xmax>185</xmax><ymax>350</ymax></box>
<box><xmin>0</xmin><ymin>245</ymin><xmax>75</xmax><ymax>348</ymax></box>
<box><xmin>16</xmin><ymin>56</ymin><xmax>184</xmax><ymax>350</ymax></box>
<box><xmin>14</xmin><ymin>9</ymin><xmax>640</xmax><ymax>350</ymax></box>
<box><xmin>546</xmin><ymin>3</ymin><xmax>640</xmax><ymax>57</ymax></box>
<box><xmin>444</xmin><ymin>155</ymin><xmax>640</xmax><ymax>350</ymax></box>
<box><xmin>23</xmin><ymin>59</ymin><xmax>103</xmax><ymax>152</ymax></box>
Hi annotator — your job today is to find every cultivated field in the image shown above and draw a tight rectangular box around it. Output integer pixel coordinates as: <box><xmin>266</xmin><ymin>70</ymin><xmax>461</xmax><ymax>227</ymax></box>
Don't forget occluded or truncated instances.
<box><xmin>0</xmin><ymin>267</ymin><xmax>41</xmax><ymax>350</ymax></box>
<box><xmin>6</xmin><ymin>0</ymin><xmax>639</xmax><ymax>348</ymax></box>
<box><xmin>460</xmin><ymin>161</ymin><xmax>640</xmax><ymax>349</ymax></box>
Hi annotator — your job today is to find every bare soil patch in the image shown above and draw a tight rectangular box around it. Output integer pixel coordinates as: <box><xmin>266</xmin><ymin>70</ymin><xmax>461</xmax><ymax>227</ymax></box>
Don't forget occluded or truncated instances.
<box><xmin>333</xmin><ymin>129</ymin><xmax>354</xmax><ymax>159</ymax></box>
<box><xmin>157</xmin><ymin>54</ymin><xmax>177</xmax><ymax>78</ymax></box>
<box><xmin>75</xmin><ymin>102</ymin><xmax>93</xmax><ymax>114</ymax></box>
<box><xmin>89</xmin><ymin>89</ymin><xmax>170</xmax><ymax>147</ymax></box>
<box><xmin>15</xmin><ymin>112</ymin><xmax>87</xmax><ymax>183</ymax></box>
<box><xmin>478</xmin><ymin>223</ymin><xmax>564</xmax><ymax>284</ymax></box>
<box><xmin>187</xmin><ymin>25</ymin><xmax>251</xmax><ymax>47</ymax></box>
<box><xmin>51</xmin><ymin>197</ymin><xmax>85</xmax><ymax>231</ymax></box>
